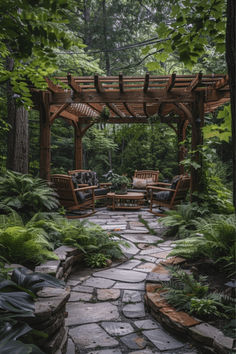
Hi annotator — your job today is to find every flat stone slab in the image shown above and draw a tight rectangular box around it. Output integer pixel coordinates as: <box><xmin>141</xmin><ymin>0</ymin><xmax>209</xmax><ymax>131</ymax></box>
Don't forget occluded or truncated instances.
<box><xmin>122</xmin><ymin>234</ymin><xmax>161</xmax><ymax>244</ymax></box>
<box><xmin>189</xmin><ymin>323</ymin><xmax>223</xmax><ymax>345</ymax></box>
<box><xmin>151</xmin><ymin>250</ymin><xmax>172</xmax><ymax>259</ymax></box>
<box><xmin>97</xmin><ymin>289</ymin><xmax>120</xmax><ymax>301</ymax></box>
<box><xmin>93</xmin><ymin>268</ymin><xmax>147</xmax><ymax>283</ymax></box>
<box><xmin>134</xmin><ymin>255</ymin><xmax>158</xmax><ymax>263</ymax></box>
<box><xmin>120</xmin><ymin>333</ymin><xmax>147</xmax><ymax>350</ymax></box>
<box><xmin>140</xmin><ymin>246</ymin><xmax>166</xmax><ymax>255</ymax></box>
<box><xmin>146</xmin><ymin>272</ymin><xmax>171</xmax><ymax>283</ymax></box>
<box><xmin>113</xmin><ymin>282</ymin><xmax>145</xmax><ymax>290</ymax></box>
<box><xmin>101</xmin><ymin>224</ymin><xmax>127</xmax><ymax>230</ymax></box>
<box><xmin>117</xmin><ymin>260</ymin><xmax>141</xmax><ymax>270</ymax></box>
<box><xmin>69</xmin><ymin>323</ymin><xmax>118</xmax><ymax>349</ymax></box>
<box><xmin>134</xmin><ymin>319</ymin><xmax>159</xmax><ymax>330</ymax></box>
<box><xmin>128</xmin><ymin>350</ymin><xmax>156</xmax><ymax>354</ymax></box>
<box><xmin>119</xmin><ymin>240</ymin><xmax>140</xmax><ymax>256</ymax></box>
<box><xmin>82</xmin><ymin>277</ymin><xmax>115</xmax><ymax>288</ymax></box>
<box><xmin>143</xmin><ymin>328</ymin><xmax>184</xmax><ymax>351</ymax></box>
<box><xmin>123</xmin><ymin>303</ymin><xmax>145</xmax><ymax>318</ymax></box>
<box><xmin>122</xmin><ymin>290</ymin><xmax>142</xmax><ymax>303</ymax></box>
<box><xmin>69</xmin><ymin>291</ymin><xmax>93</xmax><ymax>302</ymax></box>
<box><xmin>66</xmin><ymin>302</ymin><xmax>119</xmax><ymax>326</ymax></box>
<box><xmin>101</xmin><ymin>321</ymin><xmax>134</xmax><ymax>336</ymax></box>
<box><xmin>134</xmin><ymin>262</ymin><xmax>156</xmax><ymax>273</ymax></box>
<box><xmin>88</xmin><ymin>350</ymin><xmax>122</xmax><ymax>354</ymax></box>
<box><xmin>72</xmin><ymin>285</ymin><xmax>94</xmax><ymax>293</ymax></box>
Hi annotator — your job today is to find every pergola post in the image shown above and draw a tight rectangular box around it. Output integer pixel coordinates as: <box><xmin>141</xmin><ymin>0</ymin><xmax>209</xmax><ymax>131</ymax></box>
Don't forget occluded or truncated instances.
<box><xmin>74</xmin><ymin>124</ymin><xmax>83</xmax><ymax>169</ymax></box>
<box><xmin>39</xmin><ymin>92</ymin><xmax>51</xmax><ymax>180</ymax></box>
<box><xmin>191</xmin><ymin>92</ymin><xmax>205</xmax><ymax>192</ymax></box>
<box><xmin>177</xmin><ymin>120</ymin><xmax>188</xmax><ymax>174</ymax></box>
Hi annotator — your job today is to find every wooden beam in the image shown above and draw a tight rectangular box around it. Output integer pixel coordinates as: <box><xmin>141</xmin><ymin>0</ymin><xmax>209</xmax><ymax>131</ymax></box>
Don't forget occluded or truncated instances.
<box><xmin>166</xmin><ymin>73</ymin><xmax>176</xmax><ymax>92</ymax></box>
<box><xmin>186</xmin><ymin>72</ymin><xmax>202</xmax><ymax>91</ymax></box>
<box><xmin>143</xmin><ymin>103</ymin><xmax>148</xmax><ymax>117</ymax></box>
<box><xmin>214</xmin><ymin>74</ymin><xmax>229</xmax><ymax>89</ymax></box>
<box><xmin>45</xmin><ymin>78</ymin><xmax>64</xmax><ymax>93</ymax></box>
<box><xmin>67</xmin><ymin>73</ymin><xmax>82</xmax><ymax>93</ymax></box>
<box><xmin>143</xmin><ymin>72</ymin><xmax>150</xmax><ymax>93</ymax></box>
<box><xmin>49</xmin><ymin>103</ymin><xmax>70</xmax><ymax>125</ymax></box>
<box><xmin>94</xmin><ymin>74</ymin><xmax>103</xmax><ymax>92</ymax></box>
<box><xmin>123</xmin><ymin>102</ymin><xmax>135</xmax><ymax>116</ymax></box>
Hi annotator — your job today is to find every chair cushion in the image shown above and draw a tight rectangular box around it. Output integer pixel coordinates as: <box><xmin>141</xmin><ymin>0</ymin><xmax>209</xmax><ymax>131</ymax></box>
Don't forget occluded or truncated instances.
<box><xmin>94</xmin><ymin>188</ymin><xmax>109</xmax><ymax>196</ymax></box>
<box><xmin>76</xmin><ymin>191</ymin><xmax>86</xmax><ymax>202</ymax></box>
<box><xmin>132</xmin><ymin>177</ymin><xmax>153</xmax><ymax>189</ymax></box>
<box><xmin>153</xmin><ymin>191</ymin><xmax>172</xmax><ymax>201</ymax></box>
<box><xmin>170</xmin><ymin>175</ymin><xmax>181</xmax><ymax>189</ymax></box>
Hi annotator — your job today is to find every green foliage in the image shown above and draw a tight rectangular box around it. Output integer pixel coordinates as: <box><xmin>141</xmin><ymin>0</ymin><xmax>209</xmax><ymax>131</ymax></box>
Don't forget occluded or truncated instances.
<box><xmin>84</xmin><ymin>253</ymin><xmax>109</xmax><ymax>268</ymax></box>
<box><xmin>203</xmin><ymin>105</ymin><xmax>232</xmax><ymax>143</ymax></box>
<box><xmin>0</xmin><ymin>212</ymin><xmax>58</xmax><ymax>266</ymax></box>
<box><xmin>160</xmin><ymin>203</ymin><xmax>209</xmax><ymax>239</ymax></box>
<box><xmin>0</xmin><ymin>171</ymin><xmax>59</xmax><ymax>220</ymax></box>
<box><xmin>169</xmin><ymin>214</ymin><xmax>236</xmax><ymax>277</ymax></box>
<box><xmin>162</xmin><ymin>266</ymin><xmax>233</xmax><ymax>321</ymax></box>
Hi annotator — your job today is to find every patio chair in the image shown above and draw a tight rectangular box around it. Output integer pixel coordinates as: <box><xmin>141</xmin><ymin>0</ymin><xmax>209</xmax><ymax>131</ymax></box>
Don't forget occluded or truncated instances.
<box><xmin>147</xmin><ymin>174</ymin><xmax>190</xmax><ymax>216</ymax></box>
<box><xmin>128</xmin><ymin>170</ymin><xmax>159</xmax><ymax>196</ymax></box>
<box><xmin>68</xmin><ymin>169</ymin><xmax>111</xmax><ymax>201</ymax></box>
<box><xmin>50</xmin><ymin>174</ymin><xmax>96</xmax><ymax>218</ymax></box>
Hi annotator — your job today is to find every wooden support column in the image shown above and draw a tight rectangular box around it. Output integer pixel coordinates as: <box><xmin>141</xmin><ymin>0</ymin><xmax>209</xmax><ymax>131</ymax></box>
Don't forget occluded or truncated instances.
<box><xmin>39</xmin><ymin>92</ymin><xmax>51</xmax><ymax>180</ymax></box>
<box><xmin>74</xmin><ymin>122</ymin><xmax>94</xmax><ymax>169</ymax></box>
<box><xmin>191</xmin><ymin>91</ymin><xmax>205</xmax><ymax>193</ymax></box>
<box><xmin>177</xmin><ymin>120</ymin><xmax>188</xmax><ymax>174</ymax></box>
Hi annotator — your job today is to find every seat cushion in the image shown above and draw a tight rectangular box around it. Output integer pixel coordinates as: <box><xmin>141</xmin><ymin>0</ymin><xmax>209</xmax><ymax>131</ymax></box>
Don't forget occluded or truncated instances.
<box><xmin>153</xmin><ymin>191</ymin><xmax>172</xmax><ymax>201</ymax></box>
<box><xmin>132</xmin><ymin>177</ymin><xmax>153</xmax><ymax>189</ymax></box>
<box><xmin>170</xmin><ymin>175</ymin><xmax>181</xmax><ymax>189</ymax></box>
<box><xmin>94</xmin><ymin>188</ymin><xmax>109</xmax><ymax>196</ymax></box>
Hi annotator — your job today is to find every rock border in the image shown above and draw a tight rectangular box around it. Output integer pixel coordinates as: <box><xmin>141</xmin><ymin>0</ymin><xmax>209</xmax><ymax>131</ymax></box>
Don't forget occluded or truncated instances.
<box><xmin>145</xmin><ymin>258</ymin><xmax>235</xmax><ymax>354</ymax></box>
<box><xmin>33</xmin><ymin>246</ymin><xmax>83</xmax><ymax>354</ymax></box>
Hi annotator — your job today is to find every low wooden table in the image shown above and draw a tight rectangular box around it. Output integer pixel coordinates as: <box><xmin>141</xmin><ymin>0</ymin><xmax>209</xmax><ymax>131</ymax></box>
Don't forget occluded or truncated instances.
<box><xmin>107</xmin><ymin>192</ymin><xmax>145</xmax><ymax>210</ymax></box>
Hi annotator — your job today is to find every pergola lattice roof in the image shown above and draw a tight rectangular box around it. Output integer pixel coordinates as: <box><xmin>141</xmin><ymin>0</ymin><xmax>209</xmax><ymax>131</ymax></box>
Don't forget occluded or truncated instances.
<box><xmin>35</xmin><ymin>73</ymin><xmax>230</xmax><ymax>125</ymax></box>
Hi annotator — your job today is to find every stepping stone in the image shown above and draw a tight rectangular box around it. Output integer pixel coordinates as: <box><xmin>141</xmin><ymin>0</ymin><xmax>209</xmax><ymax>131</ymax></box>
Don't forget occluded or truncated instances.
<box><xmin>143</xmin><ymin>328</ymin><xmax>184</xmax><ymax>351</ymax></box>
<box><xmin>119</xmin><ymin>240</ymin><xmax>140</xmax><ymax>256</ymax></box>
<box><xmin>122</xmin><ymin>290</ymin><xmax>142</xmax><ymax>303</ymax></box>
<box><xmin>101</xmin><ymin>224</ymin><xmax>127</xmax><ymax>230</ymax></box>
<box><xmin>134</xmin><ymin>319</ymin><xmax>159</xmax><ymax>330</ymax></box>
<box><xmin>133</xmin><ymin>262</ymin><xmax>155</xmax><ymax>273</ymax></box>
<box><xmin>69</xmin><ymin>323</ymin><xmax>118</xmax><ymax>350</ymax></box>
<box><xmin>123</xmin><ymin>303</ymin><xmax>145</xmax><ymax>318</ymax></box>
<box><xmin>88</xmin><ymin>350</ymin><xmax>122</xmax><ymax>354</ymax></box>
<box><xmin>72</xmin><ymin>285</ymin><xmax>94</xmax><ymax>293</ymax></box>
<box><xmin>82</xmin><ymin>277</ymin><xmax>115</xmax><ymax>288</ymax></box>
<box><xmin>122</xmin><ymin>234</ymin><xmax>161</xmax><ymax>244</ymax></box>
<box><xmin>128</xmin><ymin>350</ymin><xmax>156</xmax><ymax>354</ymax></box>
<box><xmin>140</xmin><ymin>247</ymin><xmax>166</xmax><ymax>255</ymax></box>
<box><xmin>113</xmin><ymin>282</ymin><xmax>145</xmax><ymax>291</ymax></box>
<box><xmin>117</xmin><ymin>260</ymin><xmax>142</xmax><ymax>270</ymax></box>
<box><xmin>66</xmin><ymin>302</ymin><xmax>119</xmax><ymax>326</ymax></box>
<box><xmin>134</xmin><ymin>255</ymin><xmax>157</xmax><ymax>263</ymax></box>
<box><xmin>151</xmin><ymin>250</ymin><xmax>171</xmax><ymax>259</ymax></box>
<box><xmin>101</xmin><ymin>321</ymin><xmax>134</xmax><ymax>336</ymax></box>
<box><xmin>120</xmin><ymin>333</ymin><xmax>147</xmax><ymax>350</ymax></box>
<box><xmin>69</xmin><ymin>291</ymin><xmax>93</xmax><ymax>302</ymax></box>
<box><xmin>146</xmin><ymin>272</ymin><xmax>171</xmax><ymax>283</ymax></box>
<box><xmin>97</xmin><ymin>289</ymin><xmax>120</xmax><ymax>301</ymax></box>
<box><xmin>93</xmin><ymin>268</ymin><xmax>147</xmax><ymax>283</ymax></box>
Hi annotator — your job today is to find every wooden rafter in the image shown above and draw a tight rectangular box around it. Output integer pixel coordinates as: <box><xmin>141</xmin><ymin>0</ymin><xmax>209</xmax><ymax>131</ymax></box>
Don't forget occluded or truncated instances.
<box><xmin>214</xmin><ymin>74</ymin><xmax>229</xmax><ymax>89</ymax></box>
<box><xmin>119</xmin><ymin>73</ymin><xmax>124</xmax><ymax>93</ymax></box>
<box><xmin>166</xmin><ymin>73</ymin><xmax>176</xmax><ymax>92</ymax></box>
<box><xmin>143</xmin><ymin>73</ymin><xmax>150</xmax><ymax>93</ymax></box>
<box><xmin>50</xmin><ymin>103</ymin><xmax>70</xmax><ymax>125</ymax></box>
<box><xmin>67</xmin><ymin>73</ymin><xmax>82</xmax><ymax>93</ymax></box>
<box><xmin>186</xmin><ymin>72</ymin><xmax>202</xmax><ymax>91</ymax></box>
<box><xmin>45</xmin><ymin>78</ymin><xmax>64</xmax><ymax>93</ymax></box>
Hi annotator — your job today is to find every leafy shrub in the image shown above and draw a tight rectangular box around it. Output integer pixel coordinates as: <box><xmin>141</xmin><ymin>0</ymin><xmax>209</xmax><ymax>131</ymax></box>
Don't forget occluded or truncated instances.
<box><xmin>84</xmin><ymin>253</ymin><xmax>109</xmax><ymax>268</ymax></box>
<box><xmin>0</xmin><ymin>212</ymin><xmax>57</xmax><ymax>266</ymax></box>
<box><xmin>169</xmin><ymin>214</ymin><xmax>236</xmax><ymax>277</ymax></box>
<box><xmin>0</xmin><ymin>171</ymin><xmax>59</xmax><ymax>221</ymax></box>
<box><xmin>161</xmin><ymin>266</ymin><xmax>234</xmax><ymax>321</ymax></box>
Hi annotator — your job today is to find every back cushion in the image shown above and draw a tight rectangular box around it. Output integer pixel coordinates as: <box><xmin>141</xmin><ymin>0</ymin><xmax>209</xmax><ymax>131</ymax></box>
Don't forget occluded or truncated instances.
<box><xmin>133</xmin><ymin>177</ymin><xmax>153</xmax><ymax>189</ymax></box>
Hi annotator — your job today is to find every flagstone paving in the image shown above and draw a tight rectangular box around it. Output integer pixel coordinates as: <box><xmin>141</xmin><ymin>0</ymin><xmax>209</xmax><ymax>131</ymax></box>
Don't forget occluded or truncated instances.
<box><xmin>65</xmin><ymin>208</ymin><xmax>201</xmax><ymax>354</ymax></box>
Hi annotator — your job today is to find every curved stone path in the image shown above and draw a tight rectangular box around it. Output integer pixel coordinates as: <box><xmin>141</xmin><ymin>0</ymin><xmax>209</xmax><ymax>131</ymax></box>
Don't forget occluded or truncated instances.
<box><xmin>65</xmin><ymin>208</ymin><xmax>201</xmax><ymax>354</ymax></box>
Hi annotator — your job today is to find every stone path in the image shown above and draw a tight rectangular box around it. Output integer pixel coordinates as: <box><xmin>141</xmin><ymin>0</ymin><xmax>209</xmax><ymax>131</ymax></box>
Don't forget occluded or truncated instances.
<box><xmin>65</xmin><ymin>208</ymin><xmax>201</xmax><ymax>354</ymax></box>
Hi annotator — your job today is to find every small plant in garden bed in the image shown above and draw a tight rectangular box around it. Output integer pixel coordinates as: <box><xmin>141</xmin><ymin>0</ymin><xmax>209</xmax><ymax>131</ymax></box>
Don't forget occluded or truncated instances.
<box><xmin>84</xmin><ymin>253</ymin><xmax>110</xmax><ymax>268</ymax></box>
<box><xmin>159</xmin><ymin>266</ymin><xmax>235</xmax><ymax>327</ymax></box>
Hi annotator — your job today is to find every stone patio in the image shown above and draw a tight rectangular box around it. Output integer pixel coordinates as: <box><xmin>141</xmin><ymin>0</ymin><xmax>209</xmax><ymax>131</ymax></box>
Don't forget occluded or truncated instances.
<box><xmin>63</xmin><ymin>207</ymin><xmax>235</xmax><ymax>354</ymax></box>
<box><xmin>65</xmin><ymin>207</ymin><xmax>202</xmax><ymax>354</ymax></box>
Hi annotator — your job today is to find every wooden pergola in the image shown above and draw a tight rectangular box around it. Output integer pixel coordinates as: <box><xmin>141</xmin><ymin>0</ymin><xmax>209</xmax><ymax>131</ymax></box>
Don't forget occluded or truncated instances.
<box><xmin>32</xmin><ymin>73</ymin><xmax>230</xmax><ymax>192</ymax></box>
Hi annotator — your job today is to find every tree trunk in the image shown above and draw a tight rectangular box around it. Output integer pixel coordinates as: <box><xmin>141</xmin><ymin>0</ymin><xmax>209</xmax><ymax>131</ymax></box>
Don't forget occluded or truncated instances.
<box><xmin>6</xmin><ymin>63</ymin><xmax>29</xmax><ymax>174</ymax></box>
<box><xmin>226</xmin><ymin>0</ymin><xmax>236</xmax><ymax>209</ymax></box>
<box><xmin>102</xmin><ymin>0</ymin><xmax>111</xmax><ymax>75</ymax></box>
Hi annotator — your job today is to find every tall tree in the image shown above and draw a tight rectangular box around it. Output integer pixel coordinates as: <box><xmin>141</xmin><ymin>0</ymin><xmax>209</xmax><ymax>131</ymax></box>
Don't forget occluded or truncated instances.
<box><xmin>0</xmin><ymin>0</ymin><xmax>82</xmax><ymax>173</ymax></box>
<box><xmin>145</xmin><ymin>0</ymin><xmax>235</xmax><ymax>208</ymax></box>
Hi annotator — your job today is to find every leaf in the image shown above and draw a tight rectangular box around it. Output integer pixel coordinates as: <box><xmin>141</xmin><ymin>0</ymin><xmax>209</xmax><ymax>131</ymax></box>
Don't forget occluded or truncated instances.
<box><xmin>0</xmin><ymin>339</ymin><xmax>45</xmax><ymax>354</ymax></box>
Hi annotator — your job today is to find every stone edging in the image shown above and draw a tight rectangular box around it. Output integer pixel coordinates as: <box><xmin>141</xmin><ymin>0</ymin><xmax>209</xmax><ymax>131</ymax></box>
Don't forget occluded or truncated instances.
<box><xmin>145</xmin><ymin>258</ymin><xmax>235</xmax><ymax>354</ymax></box>
<box><xmin>33</xmin><ymin>246</ymin><xmax>83</xmax><ymax>354</ymax></box>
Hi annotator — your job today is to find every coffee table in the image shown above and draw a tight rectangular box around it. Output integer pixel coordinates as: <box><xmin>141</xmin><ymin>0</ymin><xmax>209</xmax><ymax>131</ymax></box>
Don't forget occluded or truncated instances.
<box><xmin>107</xmin><ymin>192</ymin><xmax>145</xmax><ymax>210</ymax></box>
